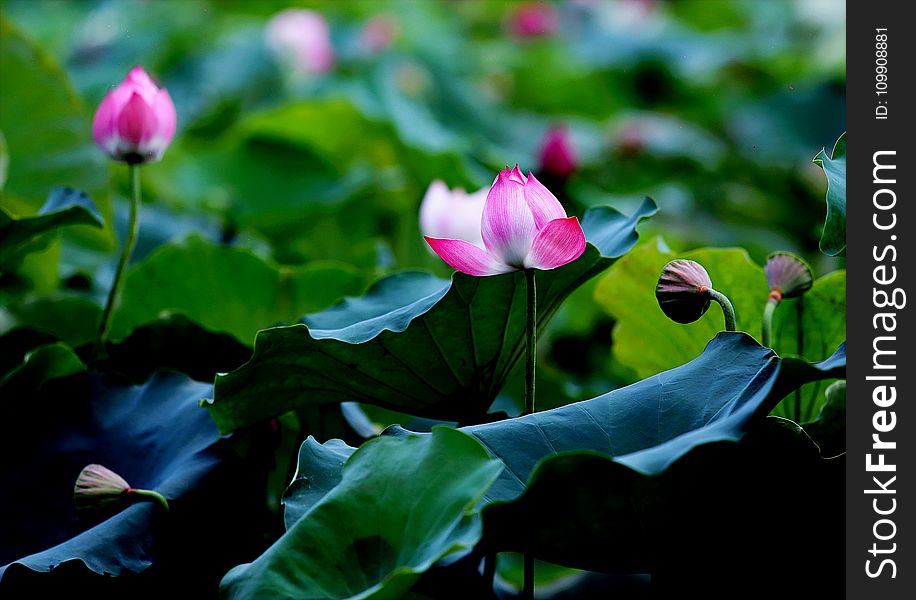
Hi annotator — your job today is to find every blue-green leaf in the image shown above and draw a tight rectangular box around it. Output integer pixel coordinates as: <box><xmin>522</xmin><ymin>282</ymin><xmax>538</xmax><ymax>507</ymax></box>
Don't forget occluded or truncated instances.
<box><xmin>813</xmin><ymin>132</ymin><xmax>846</xmax><ymax>256</ymax></box>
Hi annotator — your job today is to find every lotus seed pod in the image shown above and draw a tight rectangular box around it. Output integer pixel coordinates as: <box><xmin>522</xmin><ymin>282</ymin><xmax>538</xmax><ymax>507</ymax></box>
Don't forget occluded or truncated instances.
<box><xmin>655</xmin><ymin>259</ymin><xmax>713</xmax><ymax>324</ymax></box>
<box><xmin>764</xmin><ymin>252</ymin><xmax>813</xmax><ymax>301</ymax></box>
<box><xmin>74</xmin><ymin>464</ymin><xmax>130</xmax><ymax>511</ymax></box>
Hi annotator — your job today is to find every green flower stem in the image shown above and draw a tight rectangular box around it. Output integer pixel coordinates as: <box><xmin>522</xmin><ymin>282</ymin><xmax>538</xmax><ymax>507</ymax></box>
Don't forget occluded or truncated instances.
<box><xmin>524</xmin><ymin>268</ymin><xmax>537</xmax><ymax>416</ymax></box>
<box><xmin>761</xmin><ymin>297</ymin><xmax>779</xmax><ymax>347</ymax></box>
<box><xmin>97</xmin><ymin>163</ymin><xmax>141</xmax><ymax>347</ymax></box>
<box><xmin>795</xmin><ymin>298</ymin><xmax>805</xmax><ymax>423</ymax></box>
<box><xmin>707</xmin><ymin>288</ymin><xmax>736</xmax><ymax>332</ymax></box>
<box><xmin>125</xmin><ymin>487</ymin><xmax>170</xmax><ymax>512</ymax></box>
<box><xmin>523</xmin><ymin>269</ymin><xmax>537</xmax><ymax>600</ymax></box>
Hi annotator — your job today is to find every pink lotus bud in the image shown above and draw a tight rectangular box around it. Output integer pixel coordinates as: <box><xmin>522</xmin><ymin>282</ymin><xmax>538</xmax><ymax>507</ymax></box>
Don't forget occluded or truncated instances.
<box><xmin>538</xmin><ymin>125</ymin><xmax>578</xmax><ymax>178</ymax></box>
<box><xmin>425</xmin><ymin>165</ymin><xmax>585</xmax><ymax>276</ymax></box>
<box><xmin>655</xmin><ymin>260</ymin><xmax>713</xmax><ymax>324</ymax></box>
<box><xmin>92</xmin><ymin>66</ymin><xmax>177</xmax><ymax>164</ymax></box>
<box><xmin>266</xmin><ymin>9</ymin><xmax>334</xmax><ymax>74</ymax></box>
<box><xmin>764</xmin><ymin>252</ymin><xmax>813</xmax><ymax>302</ymax></box>
<box><xmin>508</xmin><ymin>3</ymin><xmax>559</xmax><ymax>38</ymax></box>
<box><xmin>419</xmin><ymin>180</ymin><xmax>488</xmax><ymax>249</ymax></box>
<box><xmin>360</xmin><ymin>15</ymin><xmax>398</xmax><ymax>54</ymax></box>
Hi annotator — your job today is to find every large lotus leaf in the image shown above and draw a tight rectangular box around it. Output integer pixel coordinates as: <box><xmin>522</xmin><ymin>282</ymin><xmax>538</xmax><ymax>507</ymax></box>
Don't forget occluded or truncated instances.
<box><xmin>108</xmin><ymin>236</ymin><xmax>366</xmax><ymax>345</ymax></box>
<box><xmin>813</xmin><ymin>132</ymin><xmax>846</xmax><ymax>256</ymax></box>
<box><xmin>402</xmin><ymin>333</ymin><xmax>845</xmax><ymax>503</ymax></box>
<box><xmin>595</xmin><ymin>239</ymin><xmax>845</xmax><ymax>379</ymax></box>
<box><xmin>0</xmin><ymin>19</ymin><xmax>111</xmax><ymax>247</ymax></box>
<box><xmin>479</xmin><ymin>418</ymin><xmax>844</xmax><ymax>596</ymax></box>
<box><xmin>0</xmin><ymin>187</ymin><xmax>103</xmax><ymax>270</ymax></box>
<box><xmin>220</xmin><ymin>427</ymin><xmax>503</xmax><ymax>600</ymax></box>
<box><xmin>285</xmin><ymin>333</ymin><xmax>844</xmax><ymax>522</ymax></box>
<box><xmin>206</xmin><ymin>200</ymin><xmax>657</xmax><ymax>432</ymax></box>
<box><xmin>0</xmin><ymin>372</ymin><xmax>259</xmax><ymax>595</ymax></box>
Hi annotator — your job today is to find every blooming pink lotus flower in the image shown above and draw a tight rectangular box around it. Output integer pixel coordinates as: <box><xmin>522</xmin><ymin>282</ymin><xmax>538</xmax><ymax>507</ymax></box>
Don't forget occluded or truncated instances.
<box><xmin>92</xmin><ymin>66</ymin><xmax>176</xmax><ymax>164</ymax></box>
<box><xmin>419</xmin><ymin>180</ymin><xmax>488</xmax><ymax>249</ymax></box>
<box><xmin>265</xmin><ymin>9</ymin><xmax>334</xmax><ymax>74</ymax></box>
<box><xmin>539</xmin><ymin>125</ymin><xmax>578</xmax><ymax>178</ymax></box>
<box><xmin>425</xmin><ymin>165</ymin><xmax>586</xmax><ymax>276</ymax></box>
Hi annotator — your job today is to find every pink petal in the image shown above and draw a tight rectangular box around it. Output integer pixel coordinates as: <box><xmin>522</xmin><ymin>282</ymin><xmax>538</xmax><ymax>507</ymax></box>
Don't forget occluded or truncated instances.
<box><xmin>425</xmin><ymin>237</ymin><xmax>513</xmax><ymax>276</ymax></box>
<box><xmin>116</xmin><ymin>92</ymin><xmax>158</xmax><ymax>146</ymax></box>
<box><xmin>92</xmin><ymin>91</ymin><xmax>120</xmax><ymax>150</ymax></box>
<box><xmin>419</xmin><ymin>180</ymin><xmax>453</xmax><ymax>239</ymax></box>
<box><xmin>481</xmin><ymin>169</ymin><xmax>536</xmax><ymax>267</ymax></box>
<box><xmin>124</xmin><ymin>65</ymin><xmax>159</xmax><ymax>102</ymax></box>
<box><xmin>523</xmin><ymin>172</ymin><xmax>567</xmax><ymax>229</ymax></box>
<box><xmin>526</xmin><ymin>217</ymin><xmax>586</xmax><ymax>270</ymax></box>
<box><xmin>153</xmin><ymin>88</ymin><xmax>177</xmax><ymax>143</ymax></box>
<box><xmin>508</xmin><ymin>163</ymin><xmax>527</xmax><ymax>184</ymax></box>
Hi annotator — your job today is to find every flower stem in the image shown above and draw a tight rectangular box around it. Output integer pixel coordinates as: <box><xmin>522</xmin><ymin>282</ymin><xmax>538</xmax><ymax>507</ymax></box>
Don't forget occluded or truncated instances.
<box><xmin>707</xmin><ymin>288</ymin><xmax>736</xmax><ymax>332</ymax></box>
<box><xmin>523</xmin><ymin>269</ymin><xmax>537</xmax><ymax>600</ymax></box>
<box><xmin>97</xmin><ymin>163</ymin><xmax>141</xmax><ymax>347</ymax></box>
<box><xmin>761</xmin><ymin>297</ymin><xmax>779</xmax><ymax>347</ymax></box>
<box><xmin>524</xmin><ymin>268</ymin><xmax>537</xmax><ymax>416</ymax></box>
<box><xmin>794</xmin><ymin>298</ymin><xmax>805</xmax><ymax>423</ymax></box>
<box><xmin>125</xmin><ymin>487</ymin><xmax>170</xmax><ymax>512</ymax></box>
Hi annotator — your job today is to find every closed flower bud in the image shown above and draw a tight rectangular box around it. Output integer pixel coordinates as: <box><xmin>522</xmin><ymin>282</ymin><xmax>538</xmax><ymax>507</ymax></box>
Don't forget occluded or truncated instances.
<box><xmin>74</xmin><ymin>464</ymin><xmax>169</xmax><ymax>513</ymax></box>
<box><xmin>655</xmin><ymin>259</ymin><xmax>713</xmax><ymax>324</ymax></box>
<box><xmin>74</xmin><ymin>464</ymin><xmax>130</xmax><ymax>511</ymax></box>
<box><xmin>538</xmin><ymin>125</ymin><xmax>578</xmax><ymax>179</ymax></box>
<box><xmin>764</xmin><ymin>252</ymin><xmax>813</xmax><ymax>302</ymax></box>
<box><xmin>92</xmin><ymin>66</ymin><xmax>177</xmax><ymax>165</ymax></box>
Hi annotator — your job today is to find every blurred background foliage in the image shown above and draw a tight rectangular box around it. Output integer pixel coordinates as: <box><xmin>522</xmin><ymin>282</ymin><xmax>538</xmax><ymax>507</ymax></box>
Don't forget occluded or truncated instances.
<box><xmin>1</xmin><ymin>0</ymin><xmax>844</xmax><ymax>405</ymax></box>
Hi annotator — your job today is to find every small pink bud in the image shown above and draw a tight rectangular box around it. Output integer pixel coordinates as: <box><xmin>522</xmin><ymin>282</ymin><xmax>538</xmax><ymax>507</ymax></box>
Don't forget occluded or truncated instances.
<box><xmin>538</xmin><ymin>125</ymin><xmax>578</xmax><ymax>179</ymax></box>
<box><xmin>764</xmin><ymin>252</ymin><xmax>813</xmax><ymax>301</ymax></box>
<box><xmin>508</xmin><ymin>3</ymin><xmax>559</xmax><ymax>38</ymax></box>
<box><xmin>92</xmin><ymin>66</ymin><xmax>177</xmax><ymax>165</ymax></box>
<box><xmin>655</xmin><ymin>260</ymin><xmax>713</xmax><ymax>324</ymax></box>
<box><xmin>266</xmin><ymin>9</ymin><xmax>335</xmax><ymax>74</ymax></box>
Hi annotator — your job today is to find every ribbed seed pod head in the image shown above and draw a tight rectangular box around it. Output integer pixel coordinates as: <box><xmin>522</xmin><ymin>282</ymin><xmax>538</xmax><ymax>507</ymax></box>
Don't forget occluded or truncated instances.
<box><xmin>655</xmin><ymin>259</ymin><xmax>713</xmax><ymax>324</ymax></box>
<box><xmin>74</xmin><ymin>464</ymin><xmax>130</xmax><ymax>511</ymax></box>
<box><xmin>764</xmin><ymin>252</ymin><xmax>813</xmax><ymax>302</ymax></box>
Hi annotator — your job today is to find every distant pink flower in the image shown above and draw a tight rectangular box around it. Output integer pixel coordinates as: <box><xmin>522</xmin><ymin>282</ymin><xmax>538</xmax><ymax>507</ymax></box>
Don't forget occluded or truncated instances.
<box><xmin>508</xmin><ymin>3</ymin><xmax>559</xmax><ymax>38</ymax></box>
<box><xmin>538</xmin><ymin>125</ymin><xmax>578</xmax><ymax>178</ymax></box>
<box><xmin>419</xmin><ymin>180</ymin><xmax>488</xmax><ymax>249</ymax></box>
<box><xmin>265</xmin><ymin>9</ymin><xmax>334</xmax><ymax>74</ymax></box>
<box><xmin>425</xmin><ymin>165</ymin><xmax>585</xmax><ymax>276</ymax></box>
<box><xmin>361</xmin><ymin>15</ymin><xmax>398</xmax><ymax>54</ymax></box>
<box><xmin>92</xmin><ymin>66</ymin><xmax>176</xmax><ymax>164</ymax></box>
